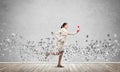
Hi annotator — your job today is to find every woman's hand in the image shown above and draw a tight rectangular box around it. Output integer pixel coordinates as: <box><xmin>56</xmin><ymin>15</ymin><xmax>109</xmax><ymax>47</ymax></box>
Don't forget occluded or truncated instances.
<box><xmin>77</xmin><ymin>25</ymin><xmax>80</xmax><ymax>33</ymax></box>
<box><xmin>77</xmin><ymin>30</ymin><xmax>80</xmax><ymax>33</ymax></box>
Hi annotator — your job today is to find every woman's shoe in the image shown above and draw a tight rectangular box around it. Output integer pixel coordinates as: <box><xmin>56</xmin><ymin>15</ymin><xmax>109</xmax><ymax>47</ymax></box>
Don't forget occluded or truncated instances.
<box><xmin>45</xmin><ymin>52</ymin><xmax>50</xmax><ymax>59</ymax></box>
<box><xmin>57</xmin><ymin>65</ymin><xmax>64</xmax><ymax>68</ymax></box>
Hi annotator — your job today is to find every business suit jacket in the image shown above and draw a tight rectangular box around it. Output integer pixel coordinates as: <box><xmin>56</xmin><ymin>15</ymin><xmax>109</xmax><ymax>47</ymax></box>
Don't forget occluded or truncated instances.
<box><xmin>55</xmin><ymin>28</ymin><xmax>77</xmax><ymax>51</ymax></box>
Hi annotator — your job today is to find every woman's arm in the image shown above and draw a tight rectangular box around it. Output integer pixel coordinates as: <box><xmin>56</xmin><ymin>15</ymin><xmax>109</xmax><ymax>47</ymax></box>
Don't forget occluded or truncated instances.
<box><xmin>67</xmin><ymin>32</ymin><xmax>77</xmax><ymax>35</ymax></box>
<box><xmin>55</xmin><ymin>30</ymin><xmax>62</xmax><ymax>41</ymax></box>
<box><xmin>67</xmin><ymin>25</ymin><xmax>80</xmax><ymax>35</ymax></box>
<box><xmin>67</xmin><ymin>30</ymin><xmax>79</xmax><ymax>35</ymax></box>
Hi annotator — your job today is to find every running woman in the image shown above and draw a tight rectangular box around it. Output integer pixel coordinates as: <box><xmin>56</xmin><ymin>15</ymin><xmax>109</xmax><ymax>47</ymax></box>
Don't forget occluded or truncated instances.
<box><xmin>45</xmin><ymin>22</ymin><xmax>80</xmax><ymax>67</ymax></box>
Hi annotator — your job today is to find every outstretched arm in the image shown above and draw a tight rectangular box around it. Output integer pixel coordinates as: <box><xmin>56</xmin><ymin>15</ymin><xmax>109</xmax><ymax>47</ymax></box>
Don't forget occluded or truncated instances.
<box><xmin>68</xmin><ymin>30</ymin><xmax>80</xmax><ymax>35</ymax></box>
<box><xmin>68</xmin><ymin>25</ymin><xmax>80</xmax><ymax>35</ymax></box>
<box><xmin>68</xmin><ymin>31</ymin><xmax>77</xmax><ymax>35</ymax></box>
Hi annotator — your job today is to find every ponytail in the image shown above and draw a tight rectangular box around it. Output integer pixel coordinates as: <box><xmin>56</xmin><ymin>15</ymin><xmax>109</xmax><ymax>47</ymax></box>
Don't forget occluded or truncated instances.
<box><xmin>61</xmin><ymin>23</ymin><xmax>67</xmax><ymax>28</ymax></box>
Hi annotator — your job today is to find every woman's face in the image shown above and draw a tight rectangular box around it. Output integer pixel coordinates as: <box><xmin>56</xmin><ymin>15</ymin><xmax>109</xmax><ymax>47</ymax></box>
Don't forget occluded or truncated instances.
<box><xmin>64</xmin><ymin>24</ymin><xmax>68</xmax><ymax>29</ymax></box>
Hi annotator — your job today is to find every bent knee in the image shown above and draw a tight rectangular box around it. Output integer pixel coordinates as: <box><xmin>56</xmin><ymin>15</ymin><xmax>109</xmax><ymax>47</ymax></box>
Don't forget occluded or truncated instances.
<box><xmin>60</xmin><ymin>51</ymin><xmax>64</xmax><ymax>53</ymax></box>
<box><xmin>59</xmin><ymin>51</ymin><xmax>64</xmax><ymax>55</ymax></box>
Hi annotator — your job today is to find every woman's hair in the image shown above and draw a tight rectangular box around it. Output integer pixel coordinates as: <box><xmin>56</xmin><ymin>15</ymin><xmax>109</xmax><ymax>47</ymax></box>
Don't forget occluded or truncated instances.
<box><xmin>61</xmin><ymin>23</ymin><xmax>67</xmax><ymax>28</ymax></box>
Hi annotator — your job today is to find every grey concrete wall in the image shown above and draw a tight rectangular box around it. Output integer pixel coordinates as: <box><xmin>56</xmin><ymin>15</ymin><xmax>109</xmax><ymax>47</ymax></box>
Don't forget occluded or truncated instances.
<box><xmin>0</xmin><ymin>0</ymin><xmax>120</xmax><ymax>62</ymax></box>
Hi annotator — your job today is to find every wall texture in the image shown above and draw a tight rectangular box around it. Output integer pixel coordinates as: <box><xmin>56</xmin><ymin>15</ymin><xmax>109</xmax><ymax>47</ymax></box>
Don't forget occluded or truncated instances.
<box><xmin>0</xmin><ymin>0</ymin><xmax>120</xmax><ymax>62</ymax></box>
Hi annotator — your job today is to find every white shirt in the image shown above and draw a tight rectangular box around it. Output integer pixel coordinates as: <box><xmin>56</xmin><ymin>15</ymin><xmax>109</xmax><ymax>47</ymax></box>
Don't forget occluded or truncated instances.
<box><xmin>55</xmin><ymin>28</ymin><xmax>77</xmax><ymax>43</ymax></box>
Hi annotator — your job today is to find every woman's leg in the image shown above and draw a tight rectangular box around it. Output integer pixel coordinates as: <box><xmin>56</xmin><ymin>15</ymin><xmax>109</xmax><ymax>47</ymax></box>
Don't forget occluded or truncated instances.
<box><xmin>45</xmin><ymin>51</ymin><xmax>59</xmax><ymax>59</ymax></box>
<box><xmin>57</xmin><ymin>51</ymin><xmax>64</xmax><ymax>67</ymax></box>
<box><xmin>57</xmin><ymin>42</ymin><xmax>64</xmax><ymax>67</ymax></box>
